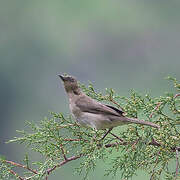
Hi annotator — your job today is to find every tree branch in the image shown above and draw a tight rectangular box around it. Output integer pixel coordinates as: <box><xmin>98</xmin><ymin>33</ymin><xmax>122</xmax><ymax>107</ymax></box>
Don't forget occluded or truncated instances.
<box><xmin>149</xmin><ymin>102</ymin><xmax>162</xmax><ymax>118</ymax></box>
<box><xmin>8</xmin><ymin>169</ymin><xmax>24</xmax><ymax>180</ymax></box>
<box><xmin>104</xmin><ymin>137</ymin><xmax>180</xmax><ymax>153</ymax></box>
<box><xmin>60</xmin><ymin>144</ymin><xmax>67</xmax><ymax>160</ymax></box>
<box><xmin>46</xmin><ymin>154</ymin><xmax>82</xmax><ymax>175</ymax></box>
<box><xmin>174</xmin><ymin>93</ymin><xmax>180</xmax><ymax>99</ymax></box>
<box><xmin>4</xmin><ymin>160</ymin><xmax>37</xmax><ymax>174</ymax></box>
<box><xmin>108</xmin><ymin>97</ymin><xmax>125</xmax><ymax>111</ymax></box>
<box><xmin>149</xmin><ymin>151</ymin><xmax>160</xmax><ymax>180</ymax></box>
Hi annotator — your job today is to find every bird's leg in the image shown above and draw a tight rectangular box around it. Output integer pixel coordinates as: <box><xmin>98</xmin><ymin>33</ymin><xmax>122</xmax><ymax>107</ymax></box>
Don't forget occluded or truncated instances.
<box><xmin>109</xmin><ymin>132</ymin><xmax>124</xmax><ymax>142</ymax></box>
<box><xmin>100</xmin><ymin>127</ymin><xmax>113</xmax><ymax>141</ymax></box>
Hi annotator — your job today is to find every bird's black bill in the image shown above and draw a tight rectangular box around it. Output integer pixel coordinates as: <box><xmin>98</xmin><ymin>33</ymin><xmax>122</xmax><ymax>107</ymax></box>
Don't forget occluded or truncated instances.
<box><xmin>58</xmin><ymin>74</ymin><xmax>65</xmax><ymax>81</ymax></box>
<box><xmin>58</xmin><ymin>74</ymin><xmax>76</xmax><ymax>83</ymax></box>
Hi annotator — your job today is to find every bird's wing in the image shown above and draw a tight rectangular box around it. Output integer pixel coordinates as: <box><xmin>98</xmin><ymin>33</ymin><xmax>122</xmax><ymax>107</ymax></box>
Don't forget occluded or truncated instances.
<box><xmin>75</xmin><ymin>96</ymin><xmax>124</xmax><ymax>116</ymax></box>
<box><xmin>105</xmin><ymin>105</ymin><xmax>124</xmax><ymax>115</ymax></box>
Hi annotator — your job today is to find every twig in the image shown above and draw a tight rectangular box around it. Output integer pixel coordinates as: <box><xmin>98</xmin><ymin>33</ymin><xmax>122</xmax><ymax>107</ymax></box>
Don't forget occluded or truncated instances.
<box><xmin>60</xmin><ymin>144</ymin><xmax>67</xmax><ymax>160</ymax></box>
<box><xmin>149</xmin><ymin>138</ymin><xmax>161</xmax><ymax>147</ymax></box>
<box><xmin>104</xmin><ymin>137</ymin><xmax>180</xmax><ymax>153</ymax></box>
<box><xmin>63</xmin><ymin>138</ymin><xmax>81</xmax><ymax>141</ymax></box>
<box><xmin>8</xmin><ymin>169</ymin><xmax>24</xmax><ymax>180</ymax></box>
<box><xmin>131</xmin><ymin>138</ymin><xmax>140</xmax><ymax>150</ymax></box>
<box><xmin>56</xmin><ymin>123</ymin><xmax>80</xmax><ymax>129</ymax></box>
<box><xmin>150</xmin><ymin>151</ymin><xmax>160</xmax><ymax>180</ymax></box>
<box><xmin>63</xmin><ymin>138</ymin><xmax>89</xmax><ymax>142</ymax></box>
<box><xmin>26</xmin><ymin>175</ymin><xmax>39</xmax><ymax>180</ymax></box>
<box><xmin>4</xmin><ymin>160</ymin><xmax>37</xmax><ymax>174</ymax></box>
<box><xmin>109</xmin><ymin>98</ymin><xmax>125</xmax><ymax>111</ymax></box>
<box><xmin>105</xmin><ymin>138</ymin><xmax>160</xmax><ymax>148</ymax></box>
<box><xmin>174</xmin><ymin>147</ymin><xmax>180</xmax><ymax>152</ymax></box>
<box><xmin>105</xmin><ymin>141</ymin><xmax>128</xmax><ymax>148</ymax></box>
<box><xmin>174</xmin><ymin>93</ymin><xmax>180</xmax><ymax>99</ymax></box>
<box><xmin>47</xmin><ymin>154</ymin><xmax>82</xmax><ymax>175</ymax></box>
<box><xmin>149</xmin><ymin>102</ymin><xmax>162</xmax><ymax>118</ymax></box>
<box><xmin>105</xmin><ymin>137</ymin><xmax>161</xmax><ymax>149</ymax></box>
<box><xmin>175</xmin><ymin>148</ymin><xmax>179</xmax><ymax>179</ymax></box>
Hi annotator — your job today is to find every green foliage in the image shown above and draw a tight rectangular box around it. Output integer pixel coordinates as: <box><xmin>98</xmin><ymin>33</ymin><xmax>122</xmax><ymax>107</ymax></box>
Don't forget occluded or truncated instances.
<box><xmin>0</xmin><ymin>78</ymin><xmax>180</xmax><ymax>180</ymax></box>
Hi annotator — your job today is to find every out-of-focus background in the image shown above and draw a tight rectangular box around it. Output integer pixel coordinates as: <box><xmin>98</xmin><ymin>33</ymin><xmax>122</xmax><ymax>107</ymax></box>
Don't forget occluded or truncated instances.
<box><xmin>0</xmin><ymin>1</ymin><xmax>180</xmax><ymax>179</ymax></box>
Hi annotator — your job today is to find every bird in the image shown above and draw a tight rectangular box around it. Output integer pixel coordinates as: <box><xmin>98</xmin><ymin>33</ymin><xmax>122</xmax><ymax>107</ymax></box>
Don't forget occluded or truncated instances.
<box><xmin>58</xmin><ymin>74</ymin><xmax>160</xmax><ymax>135</ymax></box>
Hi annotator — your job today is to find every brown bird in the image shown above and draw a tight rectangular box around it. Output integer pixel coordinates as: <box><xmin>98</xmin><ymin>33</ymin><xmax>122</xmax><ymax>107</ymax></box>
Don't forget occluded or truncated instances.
<box><xmin>58</xmin><ymin>74</ymin><xmax>159</xmax><ymax>134</ymax></box>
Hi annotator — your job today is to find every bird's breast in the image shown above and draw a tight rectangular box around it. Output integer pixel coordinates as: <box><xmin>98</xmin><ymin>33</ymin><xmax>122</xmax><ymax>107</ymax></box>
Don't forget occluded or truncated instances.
<box><xmin>69</xmin><ymin>102</ymin><xmax>88</xmax><ymax>127</ymax></box>
<box><xmin>69</xmin><ymin>100</ymin><xmax>81</xmax><ymax>118</ymax></box>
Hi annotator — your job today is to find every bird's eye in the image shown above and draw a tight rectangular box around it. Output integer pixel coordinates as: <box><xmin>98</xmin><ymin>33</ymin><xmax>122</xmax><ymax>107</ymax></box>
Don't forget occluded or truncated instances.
<box><xmin>66</xmin><ymin>77</ymin><xmax>75</xmax><ymax>82</ymax></box>
<box><xmin>70</xmin><ymin>78</ymin><xmax>75</xmax><ymax>82</ymax></box>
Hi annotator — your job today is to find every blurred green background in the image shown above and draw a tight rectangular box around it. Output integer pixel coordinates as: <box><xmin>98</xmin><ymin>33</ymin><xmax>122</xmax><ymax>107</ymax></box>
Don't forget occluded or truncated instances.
<box><xmin>1</xmin><ymin>0</ymin><xmax>180</xmax><ymax>179</ymax></box>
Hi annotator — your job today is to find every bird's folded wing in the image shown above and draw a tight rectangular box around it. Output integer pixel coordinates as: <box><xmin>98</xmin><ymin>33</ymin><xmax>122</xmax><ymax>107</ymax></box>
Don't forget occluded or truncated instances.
<box><xmin>105</xmin><ymin>105</ymin><xmax>124</xmax><ymax>115</ymax></box>
<box><xmin>75</xmin><ymin>96</ymin><xmax>124</xmax><ymax>116</ymax></box>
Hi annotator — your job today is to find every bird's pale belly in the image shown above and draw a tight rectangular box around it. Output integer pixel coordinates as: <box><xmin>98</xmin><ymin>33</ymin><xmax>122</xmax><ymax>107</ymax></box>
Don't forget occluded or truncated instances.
<box><xmin>74</xmin><ymin>112</ymin><xmax>113</xmax><ymax>130</ymax></box>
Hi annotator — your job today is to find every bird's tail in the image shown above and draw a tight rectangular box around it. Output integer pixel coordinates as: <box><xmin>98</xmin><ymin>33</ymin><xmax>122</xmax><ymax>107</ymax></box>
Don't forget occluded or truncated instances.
<box><xmin>123</xmin><ymin>117</ymin><xmax>160</xmax><ymax>128</ymax></box>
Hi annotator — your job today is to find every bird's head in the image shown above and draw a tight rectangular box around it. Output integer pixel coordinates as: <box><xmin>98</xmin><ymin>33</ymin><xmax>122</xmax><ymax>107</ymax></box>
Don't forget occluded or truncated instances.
<box><xmin>58</xmin><ymin>74</ymin><xmax>81</xmax><ymax>95</ymax></box>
